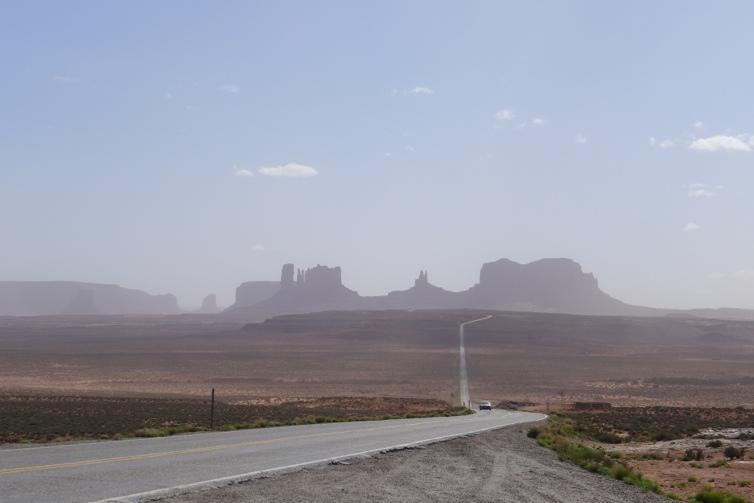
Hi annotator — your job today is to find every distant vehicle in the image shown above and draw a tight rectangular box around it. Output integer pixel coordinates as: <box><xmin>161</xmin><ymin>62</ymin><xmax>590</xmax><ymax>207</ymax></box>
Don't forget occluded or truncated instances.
<box><xmin>478</xmin><ymin>400</ymin><xmax>492</xmax><ymax>410</ymax></box>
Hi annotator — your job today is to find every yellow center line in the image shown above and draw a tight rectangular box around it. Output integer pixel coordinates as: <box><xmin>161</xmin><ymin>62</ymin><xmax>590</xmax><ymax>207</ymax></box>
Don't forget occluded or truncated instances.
<box><xmin>0</xmin><ymin>418</ymin><xmax>447</xmax><ymax>476</ymax></box>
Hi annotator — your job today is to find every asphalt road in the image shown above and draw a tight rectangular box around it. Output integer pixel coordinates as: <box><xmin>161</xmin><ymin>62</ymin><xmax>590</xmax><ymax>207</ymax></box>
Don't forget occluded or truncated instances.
<box><xmin>0</xmin><ymin>409</ymin><xmax>545</xmax><ymax>503</ymax></box>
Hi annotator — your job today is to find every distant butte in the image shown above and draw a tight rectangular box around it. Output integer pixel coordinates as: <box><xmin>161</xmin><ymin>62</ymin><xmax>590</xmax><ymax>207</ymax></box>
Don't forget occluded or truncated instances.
<box><xmin>222</xmin><ymin>258</ymin><xmax>644</xmax><ymax>321</ymax></box>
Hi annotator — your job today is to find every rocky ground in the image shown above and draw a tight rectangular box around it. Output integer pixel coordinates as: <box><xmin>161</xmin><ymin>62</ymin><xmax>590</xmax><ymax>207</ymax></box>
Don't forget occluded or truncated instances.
<box><xmin>162</xmin><ymin>422</ymin><xmax>669</xmax><ymax>503</ymax></box>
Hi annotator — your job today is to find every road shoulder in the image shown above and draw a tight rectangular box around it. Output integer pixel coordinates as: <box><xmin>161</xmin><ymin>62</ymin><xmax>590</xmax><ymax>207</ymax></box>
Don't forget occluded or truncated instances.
<box><xmin>160</xmin><ymin>422</ymin><xmax>669</xmax><ymax>503</ymax></box>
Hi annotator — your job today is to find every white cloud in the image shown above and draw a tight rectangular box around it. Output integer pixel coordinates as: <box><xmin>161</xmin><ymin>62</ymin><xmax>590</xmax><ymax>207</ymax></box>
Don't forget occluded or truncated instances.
<box><xmin>404</xmin><ymin>145</ymin><xmax>415</xmax><ymax>152</ymax></box>
<box><xmin>494</xmin><ymin>109</ymin><xmax>515</xmax><ymax>121</ymax></box>
<box><xmin>649</xmin><ymin>137</ymin><xmax>676</xmax><ymax>149</ymax></box>
<box><xmin>693</xmin><ymin>120</ymin><xmax>704</xmax><ymax>130</ymax></box>
<box><xmin>689</xmin><ymin>134</ymin><xmax>751</xmax><ymax>152</ymax></box>
<box><xmin>258</xmin><ymin>163</ymin><xmax>318</xmax><ymax>177</ymax></box>
<box><xmin>684</xmin><ymin>222</ymin><xmax>701</xmax><ymax>233</ymax></box>
<box><xmin>165</xmin><ymin>92</ymin><xmax>173</xmax><ymax>100</ymax></box>
<box><xmin>252</xmin><ymin>244</ymin><xmax>265</xmax><ymax>252</ymax></box>
<box><xmin>575</xmin><ymin>133</ymin><xmax>588</xmax><ymax>145</ymax></box>
<box><xmin>220</xmin><ymin>84</ymin><xmax>241</xmax><ymax>94</ymax></box>
<box><xmin>409</xmin><ymin>86</ymin><xmax>434</xmax><ymax>95</ymax></box>
<box><xmin>233</xmin><ymin>165</ymin><xmax>254</xmax><ymax>177</ymax></box>
<box><xmin>686</xmin><ymin>183</ymin><xmax>721</xmax><ymax>198</ymax></box>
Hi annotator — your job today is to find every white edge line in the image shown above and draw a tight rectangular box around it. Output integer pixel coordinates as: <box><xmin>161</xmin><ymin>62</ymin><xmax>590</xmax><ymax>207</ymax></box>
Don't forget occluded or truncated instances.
<box><xmin>90</xmin><ymin>412</ymin><xmax>547</xmax><ymax>503</ymax></box>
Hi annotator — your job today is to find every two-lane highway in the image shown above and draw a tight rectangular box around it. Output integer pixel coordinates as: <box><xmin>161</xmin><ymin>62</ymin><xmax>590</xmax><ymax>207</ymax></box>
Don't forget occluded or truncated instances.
<box><xmin>1</xmin><ymin>409</ymin><xmax>545</xmax><ymax>503</ymax></box>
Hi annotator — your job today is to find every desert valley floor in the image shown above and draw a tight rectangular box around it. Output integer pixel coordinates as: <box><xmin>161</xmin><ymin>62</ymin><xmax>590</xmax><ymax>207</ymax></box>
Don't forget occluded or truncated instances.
<box><xmin>2</xmin><ymin>310</ymin><xmax>754</xmax><ymax>408</ymax></box>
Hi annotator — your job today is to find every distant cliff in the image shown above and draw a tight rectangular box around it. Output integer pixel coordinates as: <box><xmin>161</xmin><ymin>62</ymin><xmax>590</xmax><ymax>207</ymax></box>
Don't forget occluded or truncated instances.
<box><xmin>223</xmin><ymin>264</ymin><xmax>360</xmax><ymax>319</ymax></box>
<box><xmin>0</xmin><ymin>281</ymin><xmax>180</xmax><ymax>316</ymax></box>
<box><xmin>465</xmin><ymin>258</ymin><xmax>632</xmax><ymax>315</ymax></box>
<box><xmin>223</xmin><ymin>258</ymin><xmax>642</xmax><ymax>321</ymax></box>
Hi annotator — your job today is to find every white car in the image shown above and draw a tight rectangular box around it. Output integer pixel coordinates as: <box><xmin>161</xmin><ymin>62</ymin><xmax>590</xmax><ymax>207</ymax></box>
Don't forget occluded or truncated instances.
<box><xmin>478</xmin><ymin>400</ymin><xmax>492</xmax><ymax>411</ymax></box>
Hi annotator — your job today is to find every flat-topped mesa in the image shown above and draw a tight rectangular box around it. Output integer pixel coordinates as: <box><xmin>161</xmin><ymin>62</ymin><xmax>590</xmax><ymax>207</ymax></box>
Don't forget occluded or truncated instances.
<box><xmin>470</xmin><ymin>257</ymin><xmax>623</xmax><ymax>313</ymax></box>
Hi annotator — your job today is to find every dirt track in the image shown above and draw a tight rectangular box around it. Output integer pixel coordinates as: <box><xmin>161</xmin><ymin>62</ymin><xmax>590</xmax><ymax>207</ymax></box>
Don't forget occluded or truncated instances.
<box><xmin>164</xmin><ymin>422</ymin><xmax>669</xmax><ymax>503</ymax></box>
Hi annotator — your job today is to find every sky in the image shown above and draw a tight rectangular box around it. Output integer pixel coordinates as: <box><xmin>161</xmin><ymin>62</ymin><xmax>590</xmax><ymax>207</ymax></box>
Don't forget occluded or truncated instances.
<box><xmin>1</xmin><ymin>1</ymin><xmax>754</xmax><ymax>310</ymax></box>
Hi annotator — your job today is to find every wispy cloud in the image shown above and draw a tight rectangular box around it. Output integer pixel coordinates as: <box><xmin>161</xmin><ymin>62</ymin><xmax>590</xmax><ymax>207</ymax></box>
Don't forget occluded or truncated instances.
<box><xmin>252</xmin><ymin>244</ymin><xmax>265</xmax><ymax>252</ymax></box>
<box><xmin>258</xmin><ymin>163</ymin><xmax>318</xmax><ymax>177</ymax></box>
<box><xmin>684</xmin><ymin>222</ymin><xmax>701</xmax><ymax>233</ymax></box>
<box><xmin>575</xmin><ymin>133</ymin><xmax>588</xmax><ymax>145</ymax></box>
<box><xmin>494</xmin><ymin>109</ymin><xmax>515</xmax><ymax>121</ymax></box>
<box><xmin>686</xmin><ymin>182</ymin><xmax>722</xmax><ymax>199</ymax></box>
<box><xmin>219</xmin><ymin>84</ymin><xmax>241</xmax><ymax>94</ymax></box>
<box><xmin>518</xmin><ymin>117</ymin><xmax>546</xmax><ymax>129</ymax></box>
<box><xmin>232</xmin><ymin>165</ymin><xmax>254</xmax><ymax>177</ymax></box>
<box><xmin>408</xmin><ymin>86</ymin><xmax>434</xmax><ymax>95</ymax></box>
<box><xmin>693</xmin><ymin>120</ymin><xmax>704</xmax><ymax>130</ymax></box>
<box><xmin>689</xmin><ymin>134</ymin><xmax>751</xmax><ymax>152</ymax></box>
<box><xmin>392</xmin><ymin>86</ymin><xmax>434</xmax><ymax>96</ymax></box>
<box><xmin>649</xmin><ymin>137</ymin><xmax>676</xmax><ymax>149</ymax></box>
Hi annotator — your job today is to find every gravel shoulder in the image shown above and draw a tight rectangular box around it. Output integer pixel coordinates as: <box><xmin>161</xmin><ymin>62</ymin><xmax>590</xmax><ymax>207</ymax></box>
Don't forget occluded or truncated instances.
<box><xmin>162</xmin><ymin>422</ymin><xmax>670</xmax><ymax>503</ymax></box>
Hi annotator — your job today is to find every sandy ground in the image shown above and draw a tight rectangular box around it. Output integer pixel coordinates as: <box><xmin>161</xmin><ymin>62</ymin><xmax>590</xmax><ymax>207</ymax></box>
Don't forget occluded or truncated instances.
<box><xmin>162</xmin><ymin>423</ymin><xmax>669</xmax><ymax>503</ymax></box>
<box><xmin>3</xmin><ymin>311</ymin><xmax>754</xmax><ymax>407</ymax></box>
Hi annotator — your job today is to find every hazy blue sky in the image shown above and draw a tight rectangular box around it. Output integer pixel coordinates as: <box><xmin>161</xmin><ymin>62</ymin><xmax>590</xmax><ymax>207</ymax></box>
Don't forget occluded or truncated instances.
<box><xmin>2</xmin><ymin>1</ymin><xmax>753</xmax><ymax>309</ymax></box>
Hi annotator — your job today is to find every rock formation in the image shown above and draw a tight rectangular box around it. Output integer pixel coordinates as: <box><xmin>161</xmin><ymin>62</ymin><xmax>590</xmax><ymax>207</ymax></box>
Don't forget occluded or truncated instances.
<box><xmin>198</xmin><ymin>294</ymin><xmax>220</xmax><ymax>314</ymax></box>
<box><xmin>223</xmin><ymin>264</ymin><xmax>360</xmax><ymax>319</ymax></box>
<box><xmin>465</xmin><ymin>258</ymin><xmax>630</xmax><ymax>315</ymax></box>
<box><xmin>230</xmin><ymin>281</ymin><xmax>280</xmax><ymax>310</ymax></box>
<box><xmin>223</xmin><ymin>258</ymin><xmax>640</xmax><ymax>321</ymax></box>
<box><xmin>281</xmin><ymin>263</ymin><xmax>295</xmax><ymax>289</ymax></box>
<box><xmin>0</xmin><ymin>281</ymin><xmax>180</xmax><ymax>316</ymax></box>
<box><xmin>378</xmin><ymin>270</ymin><xmax>461</xmax><ymax>309</ymax></box>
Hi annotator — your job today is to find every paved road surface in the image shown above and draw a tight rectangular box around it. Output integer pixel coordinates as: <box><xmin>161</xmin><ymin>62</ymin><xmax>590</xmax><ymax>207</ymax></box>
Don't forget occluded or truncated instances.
<box><xmin>458</xmin><ymin>315</ymin><xmax>492</xmax><ymax>407</ymax></box>
<box><xmin>0</xmin><ymin>409</ymin><xmax>545</xmax><ymax>503</ymax></box>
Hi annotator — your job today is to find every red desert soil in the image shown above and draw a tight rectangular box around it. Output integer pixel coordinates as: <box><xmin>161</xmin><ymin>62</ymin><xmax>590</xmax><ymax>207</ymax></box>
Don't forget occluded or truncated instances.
<box><xmin>1</xmin><ymin>310</ymin><xmax>754</xmax><ymax>408</ymax></box>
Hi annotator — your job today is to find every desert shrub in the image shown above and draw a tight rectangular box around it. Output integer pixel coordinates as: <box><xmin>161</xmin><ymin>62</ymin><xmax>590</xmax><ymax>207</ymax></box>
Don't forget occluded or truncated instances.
<box><xmin>723</xmin><ymin>446</ymin><xmax>745</xmax><ymax>460</ymax></box>
<box><xmin>684</xmin><ymin>449</ymin><xmax>705</xmax><ymax>461</ymax></box>
<box><xmin>688</xmin><ymin>476</ymin><xmax>698</xmax><ymax>482</ymax></box>
<box><xmin>707</xmin><ymin>440</ymin><xmax>723</xmax><ymax>448</ymax></box>
<box><xmin>609</xmin><ymin>463</ymin><xmax>631</xmax><ymax>480</ymax></box>
<box><xmin>534</xmin><ymin>417</ymin><xmax>661</xmax><ymax>495</ymax></box>
<box><xmin>595</xmin><ymin>431</ymin><xmax>623</xmax><ymax>444</ymax></box>
<box><xmin>527</xmin><ymin>427</ymin><xmax>540</xmax><ymax>439</ymax></box>
<box><xmin>689</xmin><ymin>490</ymin><xmax>747</xmax><ymax>503</ymax></box>
<box><xmin>651</xmin><ymin>430</ymin><xmax>674</xmax><ymax>442</ymax></box>
<box><xmin>709</xmin><ymin>459</ymin><xmax>728</xmax><ymax>468</ymax></box>
<box><xmin>738</xmin><ymin>481</ymin><xmax>751</xmax><ymax>487</ymax></box>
